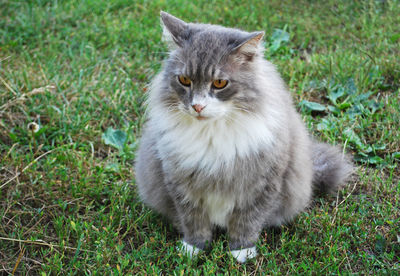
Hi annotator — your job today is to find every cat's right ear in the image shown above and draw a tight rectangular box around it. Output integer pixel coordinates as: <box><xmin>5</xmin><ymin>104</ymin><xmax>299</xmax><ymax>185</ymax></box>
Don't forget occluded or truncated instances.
<box><xmin>230</xmin><ymin>31</ymin><xmax>265</xmax><ymax>63</ymax></box>
<box><xmin>160</xmin><ymin>11</ymin><xmax>188</xmax><ymax>49</ymax></box>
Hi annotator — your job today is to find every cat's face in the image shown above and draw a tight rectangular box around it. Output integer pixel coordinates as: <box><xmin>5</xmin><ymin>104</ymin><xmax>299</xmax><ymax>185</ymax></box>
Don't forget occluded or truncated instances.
<box><xmin>160</xmin><ymin>12</ymin><xmax>265</xmax><ymax>121</ymax></box>
<box><xmin>167</xmin><ymin>60</ymin><xmax>233</xmax><ymax>120</ymax></box>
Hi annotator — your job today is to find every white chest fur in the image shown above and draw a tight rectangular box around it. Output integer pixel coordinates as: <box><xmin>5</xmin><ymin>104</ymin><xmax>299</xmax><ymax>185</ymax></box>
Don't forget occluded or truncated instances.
<box><xmin>204</xmin><ymin>192</ymin><xmax>235</xmax><ymax>227</ymax></box>
<box><xmin>153</xmin><ymin>109</ymin><xmax>274</xmax><ymax>176</ymax></box>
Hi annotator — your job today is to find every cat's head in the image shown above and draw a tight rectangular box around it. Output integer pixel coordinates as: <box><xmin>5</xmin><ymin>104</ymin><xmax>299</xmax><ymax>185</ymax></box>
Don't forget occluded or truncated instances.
<box><xmin>158</xmin><ymin>12</ymin><xmax>266</xmax><ymax>121</ymax></box>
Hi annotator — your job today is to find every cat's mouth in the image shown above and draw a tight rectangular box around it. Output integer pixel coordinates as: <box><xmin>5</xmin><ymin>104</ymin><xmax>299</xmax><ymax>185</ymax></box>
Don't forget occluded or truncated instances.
<box><xmin>196</xmin><ymin>115</ymin><xmax>207</xmax><ymax>120</ymax></box>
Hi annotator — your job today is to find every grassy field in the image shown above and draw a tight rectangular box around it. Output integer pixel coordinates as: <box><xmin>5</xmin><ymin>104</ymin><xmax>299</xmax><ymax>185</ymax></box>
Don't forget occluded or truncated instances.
<box><xmin>1</xmin><ymin>0</ymin><xmax>399</xmax><ymax>274</ymax></box>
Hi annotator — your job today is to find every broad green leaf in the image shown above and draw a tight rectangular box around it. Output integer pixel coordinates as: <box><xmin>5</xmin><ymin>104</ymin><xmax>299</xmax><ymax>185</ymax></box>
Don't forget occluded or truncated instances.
<box><xmin>368</xmin><ymin>100</ymin><xmax>383</xmax><ymax>114</ymax></box>
<box><xmin>372</xmin><ymin>144</ymin><xmax>386</xmax><ymax>151</ymax></box>
<box><xmin>345</xmin><ymin>78</ymin><xmax>357</xmax><ymax>95</ymax></box>
<box><xmin>328</xmin><ymin>87</ymin><xmax>345</xmax><ymax>104</ymax></box>
<box><xmin>300</xmin><ymin>100</ymin><xmax>326</xmax><ymax>112</ymax></box>
<box><xmin>392</xmin><ymin>152</ymin><xmax>400</xmax><ymax>159</ymax></box>
<box><xmin>327</xmin><ymin>105</ymin><xmax>340</xmax><ymax>115</ymax></box>
<box><xmin>346</xmin><ymin>104</ymin><xmax>363</xmax><ymax>118</ymax></box>
<box><xmin>368</xmin><ymin>155</ymin><xmax>384</xmax><ymax>164</ymax></box>
<box><xmin>354</xmin><ymin>91</ymin><xmax>372</xmax><ymax>103</ymax></box>
<box><xmin>269</xmin><ymin>28</ymin><xmax>290</xmax><ymax>52</ymax></box>
<box><xmin>102</xmin><ymin>127</ymin><xmax>127</xmax><ymax>151</ymax></box>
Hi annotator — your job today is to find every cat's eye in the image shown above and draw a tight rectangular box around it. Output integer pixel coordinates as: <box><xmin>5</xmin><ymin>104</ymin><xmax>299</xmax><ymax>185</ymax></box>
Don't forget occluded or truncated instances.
<box><xmin>212</xmin><ymin>79</ymin><xmax>228</xmax><ymax>89</ymax></box>
<box><xmin>178</xmin><ymin>75</ymin><xmax>192</xmax><ymax>87</ymax></box>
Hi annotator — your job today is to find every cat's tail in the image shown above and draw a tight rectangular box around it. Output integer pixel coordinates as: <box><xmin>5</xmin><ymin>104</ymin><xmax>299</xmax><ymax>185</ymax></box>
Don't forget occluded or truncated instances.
<box><xmin>311</xmin><ymin>142</ymin><xmax>354</xmax><ymax>195</ymax></box>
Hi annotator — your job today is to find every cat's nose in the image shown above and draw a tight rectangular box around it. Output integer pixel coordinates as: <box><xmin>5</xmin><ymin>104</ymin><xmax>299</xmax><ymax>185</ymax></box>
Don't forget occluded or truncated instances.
<box><xmin>192</xmin><ymin>104</ymin><xmax>205</xmax><ymax>113</ymax></box>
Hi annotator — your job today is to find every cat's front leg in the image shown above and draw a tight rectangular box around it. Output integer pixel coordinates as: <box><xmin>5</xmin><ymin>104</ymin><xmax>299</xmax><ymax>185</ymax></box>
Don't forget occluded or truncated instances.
<box><xmin>227</xmin><ymin>176</ymin><xmax>282</xmax><ymax>263</ymax></box>
<box><xmin>175</xmin><ymin>201</ymin><xmax>213</xmax><ymax>257</ymax></box>
<box><xmin>227</xmin><ymin>185</ymin><xmax>278</xmax><ymax>263</ymax></box>
<box><xmin>227</xmin><ymin>210</ymin><xmax>262</xmax><ymax>263</ymax></box>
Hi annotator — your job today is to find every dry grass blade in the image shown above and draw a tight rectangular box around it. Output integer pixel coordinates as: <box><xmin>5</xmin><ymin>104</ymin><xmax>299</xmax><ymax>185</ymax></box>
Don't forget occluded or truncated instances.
<box><xmin>0</xmin><ymin>237</ymin><xmax>94</xmax><ymax>253</ymax></box>
<box><xmin>0</xmin><ymin>148</ymin><xmax>56</xmax><ymax>189</ymax></box>
<box><xmin>1</xmin><ymin>143</ymin><xmax>72</xmax><ymax>189</ymax></box>
<box><xmin>0</xmin><ymin>76</ymin><xmax>17</xmax><ymax>96</ymax></box>
<box><xmin>330</xmin><ymin>178</ymin><xmax>359</xmax><ymax>226</ymax></box>
<box><xmin>12</xmin><ymin>247</ymin><xmax>25</xmax><ymax>275</ymax></box>
<box><xmin>0</xmin><ymin>84</ymin><xmax>56</xmax><ymax>114</ymax></box>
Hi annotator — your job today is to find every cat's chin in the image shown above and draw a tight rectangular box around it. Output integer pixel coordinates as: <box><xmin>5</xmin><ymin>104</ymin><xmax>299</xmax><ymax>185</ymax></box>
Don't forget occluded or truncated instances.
<box><xmin>193</xmin><ymin>114</ymin><xmax>222</xmax><ymax>121</ymax></box>
<box><xmin>186</xmin><ymin>113</ymin><xmax>213</xmax><ymax>121</ymax></box>
<box><xmin>195</xmin><ymin>115</ymin><xmax>208</xmax><ymax>121</ymax></box>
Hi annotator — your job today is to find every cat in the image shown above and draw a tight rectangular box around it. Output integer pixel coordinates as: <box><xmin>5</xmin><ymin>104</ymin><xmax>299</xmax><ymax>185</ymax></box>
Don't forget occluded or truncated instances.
<box><xmin>135</xmin><ymin>11</ymin><xmax>353</xmax><ymax>263</ymax></box>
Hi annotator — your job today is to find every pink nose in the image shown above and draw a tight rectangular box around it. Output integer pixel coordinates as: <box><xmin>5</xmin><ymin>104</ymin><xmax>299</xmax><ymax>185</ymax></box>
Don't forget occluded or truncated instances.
<box><xmin>192</xmin><ymin>104</ymin><xmax>205</xmax><ymax>113</ymax></box>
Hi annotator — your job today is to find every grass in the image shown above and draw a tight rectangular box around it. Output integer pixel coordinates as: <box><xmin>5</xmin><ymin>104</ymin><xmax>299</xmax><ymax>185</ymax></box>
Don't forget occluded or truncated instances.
<box><xmin>1</xmin><ymin>0</ymin><xmax>399</xmax><ymax>274</ymax></box>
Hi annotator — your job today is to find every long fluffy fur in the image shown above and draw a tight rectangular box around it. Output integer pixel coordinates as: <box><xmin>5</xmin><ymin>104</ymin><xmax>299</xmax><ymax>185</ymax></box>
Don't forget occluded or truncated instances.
<box><xmin>135</xmin><ymin>12</ymin><xmax>354</xmax><ymax>262</ymax></box>
<box><xmin>312</xmin><ymin>142</ymin><xmax>354</xmax><ymax>195</ymax></box>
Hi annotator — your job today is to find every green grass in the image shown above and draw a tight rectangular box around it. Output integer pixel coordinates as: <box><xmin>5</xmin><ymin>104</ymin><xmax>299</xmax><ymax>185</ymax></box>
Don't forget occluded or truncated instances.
<box><xmin>1</xmin><ymin>0</ymin><xmax>399</xmax><ymax>274</ymax></box>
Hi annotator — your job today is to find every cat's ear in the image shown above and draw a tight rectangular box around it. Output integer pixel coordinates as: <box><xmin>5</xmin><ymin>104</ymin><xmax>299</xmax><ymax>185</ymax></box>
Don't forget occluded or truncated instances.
<box><xmin>160</xmin><ymin>11</ymin><xmax>188</xmax><ymax>48</ymax></box>
<box><xmin>231</xmin><ymin>31</ymin><xmax>265</xmax><ymax>62</ymax></box>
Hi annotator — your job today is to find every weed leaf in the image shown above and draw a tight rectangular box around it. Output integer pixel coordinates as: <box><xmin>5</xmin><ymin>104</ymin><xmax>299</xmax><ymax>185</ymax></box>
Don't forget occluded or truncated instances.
<box><xmin>102</xmin><ymin>127</ymin><xmax>127</xmax><ymax>151</ymax></box>
<box><xmin>328</xmin><ymin>87</ymin><xmax>345</xmax><ymax>105</ymax></box>
<box><xmin>300</xmin><ymin>100</ymin><xmax>326</xmax><ymax>112</ymax></box>
<box><xmin>270</xmin><ymin>28</ymin><xmax>290</xmax><ymax>52</ymax></box>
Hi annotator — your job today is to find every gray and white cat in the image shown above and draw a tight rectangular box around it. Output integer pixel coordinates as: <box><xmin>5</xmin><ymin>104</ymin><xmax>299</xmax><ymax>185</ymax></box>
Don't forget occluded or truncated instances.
<box><xmin>135</xmin><ymin>12</ymin><xmax>353</xmax><ymax>263</ymax></box>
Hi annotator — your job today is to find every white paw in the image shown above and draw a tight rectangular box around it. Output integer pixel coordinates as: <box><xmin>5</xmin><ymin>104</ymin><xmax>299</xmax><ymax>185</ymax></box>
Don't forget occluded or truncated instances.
<box><xmin>178</xmin><ymin>240</ymin><xmax>201</xmax><ymax>257</ymax></box>
<box><xmin>230</xmin><ymin>246</ymin><xmax>257</xmax><ymax>263</ymax></box>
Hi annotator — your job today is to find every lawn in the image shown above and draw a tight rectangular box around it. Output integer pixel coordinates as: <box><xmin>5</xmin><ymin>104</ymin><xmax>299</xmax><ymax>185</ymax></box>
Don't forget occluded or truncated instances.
<box><xmin>1</xmin><ymin>0</ymin><xmax>399</xmax><ymax>274</ymax></box>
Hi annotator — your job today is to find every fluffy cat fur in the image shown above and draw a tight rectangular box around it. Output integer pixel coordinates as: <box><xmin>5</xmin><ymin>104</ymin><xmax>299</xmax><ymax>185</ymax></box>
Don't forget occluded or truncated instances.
<box><xmin>135</xmin><ymin>12</ymin><xmax>353</xmax><ymax>262</ymax></box>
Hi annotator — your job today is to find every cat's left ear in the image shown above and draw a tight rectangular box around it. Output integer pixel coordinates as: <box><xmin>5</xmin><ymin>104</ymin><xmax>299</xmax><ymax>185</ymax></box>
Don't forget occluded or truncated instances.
<box><xmin>231</xmin><ymin>31</ymin><xmax>265</xmax><ymax>61</ymax></box>
<box><xmin>160</xmin><ymin>11</ymin><xmax>188</xmax><ymax>49</ymax></box>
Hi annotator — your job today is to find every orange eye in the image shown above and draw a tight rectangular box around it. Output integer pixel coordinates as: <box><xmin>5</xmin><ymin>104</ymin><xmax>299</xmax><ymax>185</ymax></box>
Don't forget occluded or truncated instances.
<box><xmin>178</xmin><ymin>75</ymin><xmax>191</xmax><ymax>87</ymax></box>
<box><xmin>212</xmin><ymin>79</ymin><xmax>228</xmax><ymax>89</ymax></box>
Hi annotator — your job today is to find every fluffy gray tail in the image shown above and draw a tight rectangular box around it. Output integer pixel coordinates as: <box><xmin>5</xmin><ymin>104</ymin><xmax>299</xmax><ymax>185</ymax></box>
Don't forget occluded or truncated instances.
<box><xmin>312</xmin><ymin>142</ymin><xmax>354</xmax><ymax>195</ymax></box>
